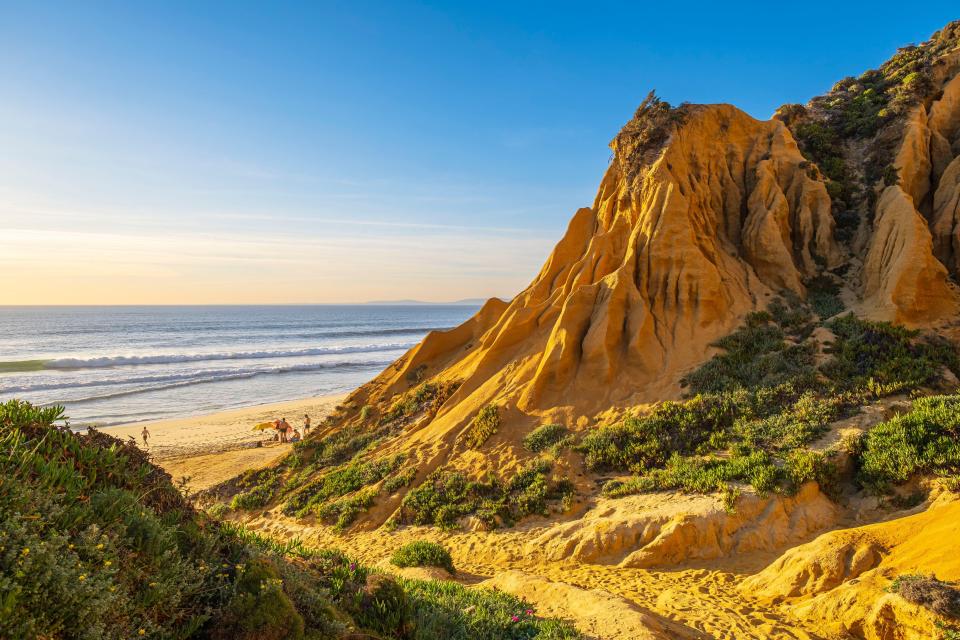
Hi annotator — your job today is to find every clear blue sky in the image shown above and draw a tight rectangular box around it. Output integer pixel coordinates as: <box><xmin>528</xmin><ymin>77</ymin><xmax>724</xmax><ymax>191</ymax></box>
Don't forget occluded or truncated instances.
<box><xmin>1</xmin><ymin>1</ymin><xmax>957</xmax><ymax>303</ymax></box>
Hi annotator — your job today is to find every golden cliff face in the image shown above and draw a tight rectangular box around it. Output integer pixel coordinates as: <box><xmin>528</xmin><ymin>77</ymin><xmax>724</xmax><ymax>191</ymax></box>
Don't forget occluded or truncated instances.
<box><xmin>347</xmin><ymin>103</ymin><xmax>846</xmax><ymax>473</ymax></box>
<box><xmin>342</xmin><ymin>34</ymin><xmax>960</xmax><ymax>478</ymax></box>
<box><xmin>861</xmin><ymin>55</ymin><xmax>960</xmax><ymax>324</ymax></box>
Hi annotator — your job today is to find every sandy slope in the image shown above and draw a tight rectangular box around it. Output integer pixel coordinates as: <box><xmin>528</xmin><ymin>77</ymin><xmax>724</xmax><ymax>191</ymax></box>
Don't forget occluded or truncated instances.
<box><xmin>744</xmin><ymin>491</ymin><xmax>960</xmax><ymax>638</ymax></box>
<box><xmin>238</xmin><ymin>497</ymin><xmax>841</xmax><ymax>639</ymax></box>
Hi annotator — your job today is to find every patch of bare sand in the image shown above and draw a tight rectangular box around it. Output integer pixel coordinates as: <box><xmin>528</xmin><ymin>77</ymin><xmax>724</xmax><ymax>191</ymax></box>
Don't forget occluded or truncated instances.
<box><xmin>162</xmin><ymin>446</ymin><xmax>291</xmax><ymax>492</ymax></box>
<box><xmin>106</xmin><ymin>394</ymin><xmax>345</xmax><ymax>491</ymax></box>
<box><xmin>744</xmin><ymin>491</ymin><xmax>960</xmax><ymax>639</ymax></box>
<box><xmin>239</xmin><ymin>497</ymin><xmax>837</xmax><ymax>639</ymax></box>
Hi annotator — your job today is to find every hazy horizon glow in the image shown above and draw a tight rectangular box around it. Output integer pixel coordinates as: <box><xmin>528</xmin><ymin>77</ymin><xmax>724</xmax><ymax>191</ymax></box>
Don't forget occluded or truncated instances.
<box><xmin>2</xmin><ymin>1</ymin><xmax>957</xmax><ymax>304</ymax></box>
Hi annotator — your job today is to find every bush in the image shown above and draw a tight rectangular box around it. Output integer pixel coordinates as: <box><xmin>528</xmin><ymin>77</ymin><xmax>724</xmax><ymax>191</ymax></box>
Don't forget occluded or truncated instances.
<box><xmin>592</xmin><ymin>305</ymin><xmax>958</xmax><ymax>503</ymax></box>
<box><xmin>214</xmin><ymin>558</ymin><xmax>305</xmax><ymax>640</ymax></box>
<box><xmin>357</xmin><ymin>573</ymin><xmax>411</xmax><ymax>637</ymax></box>
<box><xmin>523</xmin><ymin>424</ymin><xmax>571</xmax><ymax>453</ymax></box>
<box><xmin>822</xmin><ymin>315</ymin><xmax>951</xmax><ymax>393</ymax></box>
<box><xmin>281</xmin><ymin>454</ymin><xmax>405</xmax><ymax>518</ymax></box>
<box><xmin>385</xmin><ymin>467</ymin><xmax>418</xmax><ymax>494</ymax></box>
<box><xmin>680</xmin><ymin>311</ymin><xmax>817</xmax><ymax>394</ymax></box>
<box><xmin>401</xmin><ymin>579</ymin><xmax>580</xmax><ymax>640</ymax></box>
<box><xmin>602</xmin><ymin>450</ymin><xmax>782</xmax><ymax>497</ymax></box>
<box><xmin>230</xmin><ymin>479</ymin><xmax>278</xmax><ymax>510</ymax></box>
<box><xmin>720</xmin><ymin>483</ymin><xmax>741</xmax><ymax>514</ymax></box>
<box><xmin>859</xmin><ymin>395</ymin><xmax>960</xmax><ymax>492</ymax></box>
<box><xmin>391</xmin><ymin>541</ymin><xmax>455</xmax><ymax>574</ymax></box>
<box><xmin>612</xmin><ymin>91</ymin><xmax>691</xmax><ymax>181</ymax></box>
<box><xmin>315</xmin><ymin>487</ymin><xmax>379</xmax><ymax>530</ymax></box>
<box><xmin>806</xmin><ymin>276</ymin><xmax>845</xmax><ymax>319</ymax></box>
<box><xmin>465</xmin><ymin>405</ymin><xmax>501</xmax><ymax>448</ymax></box>
<box><xmin>206</xmin><ymin>502</ymin><xmax>230</xmax><ymax>518</ymax></box>
<box><xmin>890</xmin><ymin>574</ymin><xmax>960</xmax><ymax>619</ymax></box>
<box><xmin>400</xmin><ymin>462</ymin><xmax>573</xmax><ymax>529</ymax></box>
<box><xmin>579</xmin><ymin>394</ymin><xmax>739</xmax><ymax>472</ymax></box>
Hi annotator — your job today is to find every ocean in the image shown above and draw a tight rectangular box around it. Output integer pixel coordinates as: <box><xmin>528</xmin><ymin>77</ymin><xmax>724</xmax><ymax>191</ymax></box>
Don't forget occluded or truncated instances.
<box><xmin>0</xmin><ymin>305</ymin><xmax>478</xmax><ymax>427</ymax></box>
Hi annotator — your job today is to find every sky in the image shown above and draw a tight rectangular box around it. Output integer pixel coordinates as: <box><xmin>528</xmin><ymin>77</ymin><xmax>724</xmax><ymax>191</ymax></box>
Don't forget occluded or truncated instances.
<box><xmin>1</xmin><ymin>1</ymin><xmax>958</xmax><ymax>304</ymax></box>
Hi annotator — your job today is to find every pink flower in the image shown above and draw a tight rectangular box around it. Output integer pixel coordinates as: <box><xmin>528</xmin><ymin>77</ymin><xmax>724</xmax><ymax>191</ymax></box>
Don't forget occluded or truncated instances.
<box><xmin>525</xmin><ymin>609</ymin><xmax>533</xmax><ymax>616</ymax></box>
<box><xmin>511</xmin><ymin>615</ymin><xmax>519</xmax><ymax>622</ymax></box>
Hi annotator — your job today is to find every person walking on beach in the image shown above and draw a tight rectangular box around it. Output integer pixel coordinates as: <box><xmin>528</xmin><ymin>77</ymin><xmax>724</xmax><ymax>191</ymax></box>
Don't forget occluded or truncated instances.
<box><xmin>141</xmin><ymin>426</ymin><xmax>150</xmax><ymax>448</ymax></box>
<box><xmin>303</xmin><ymin>413</ymin><xmax>311</xmax><ymax>435</ymax></box>
<box><xmin>280</xmin><ymin>417</ymin><xmax>292</xmax><ymax>443</ymax></box>
<box><xmin>275</xmin><ymin>418</ymin><xmax>286</xmax><ymax>443</ymax></box>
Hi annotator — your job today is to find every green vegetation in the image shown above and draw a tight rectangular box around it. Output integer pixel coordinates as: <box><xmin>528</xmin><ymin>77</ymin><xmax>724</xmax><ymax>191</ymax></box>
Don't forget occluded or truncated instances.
<box><xmin>315</xmin><ymin>487</ymin><xmax>380</xmax><ymax>531</ymax></box>
<box><xmin>720</xmin><ymin>483</ymin><xmax>741</xmax><ymax>514</ymax></box>
<box><xmin>228</xmin><ymin>468</ymin><xmax>281</xmax><ymax>511</ymax></box>
<box><xmin>0</xmin><ymin>398</ymin><xmax>581</xmax><ymax>640</ymax></box>
<box><xmin>679</xmin><ymin>311</ymin><xmax>817</xmax><ymax>394</ymax></box>
<box><xmin>590</xmin><ymin>294</ymin><xmax>957</xmax><ymax>501</ymax></box>
<box><xmin>858</xmin><ymin>395</ymin><xmax>960</xmax><ymax>493</ymax></box>
<box><xmin>523</xmin><ymin>423</ymin><xmax>572</xmax><ymax>453</ymax></box>
<box><xmin>778</xmin><ymin>22</ymin><xmax>960</xmax><ymax>231</ymax></box>
<box><xmin>282</xmin><ymin>454</ymin><xmax>406</xmax><ymax>518</ymax></box>
<box><xmin>465</xmin><ymin>404</ymin><xmax>501</xmax><ymax>448</ymax></box>
<box><xmin>821</xmin><ymin>315</ymin><xmax>954</xmax><ymax>394</ymax></box>
<box><xmin>390</xmin><ymin>541</ymin><xmax>455</xmax><ymax>574</ymax></box>
<box><xmin>400</xmin><ymin>459</ymin><xmax>574</xmax><ymax>529</ymax></box>
<box><xmin>359</xmin><ymin>404</ymin><xmax>373</xmax><ymax>422</ymax></box>
<box><xmin>399</xmin><ymin>579</ymin><xmax>580</xmax><ymax>640</ymax></box>
<box><xmin>603</xmin><ymin>448</ymin><xmax>838</xmax><ymax>499</ymax></box>
<box><xmin>937</xmin><ymin>622</ymin><xmax>960</xmax><ymax>640</ymax></box>
<box><xmin>612</xmin><ymin>91</ymin><xmax>691</xmax><ymax>182</ymax></box>
<box><xmin>382</xmin><ymin>380</ymin><xmax>461</xmax><ymax>425</ymax></box>
<box><xmin>384</xmin><ymin>467</ymin><xmax>418</xmax><ymax>494</ymax></box>
<box><xmin>212</xmin><ymin>379</ymin><xmax>468</xmax><ymax>530</ymax></box>
<box><xmin>806</xmin><ymin>276</ymin><xmax>845</xmax><ymax>320</ymax></box>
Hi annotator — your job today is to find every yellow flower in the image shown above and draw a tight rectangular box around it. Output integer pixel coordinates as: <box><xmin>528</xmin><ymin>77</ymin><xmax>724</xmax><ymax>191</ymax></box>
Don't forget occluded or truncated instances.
<box><xmin>138</xmin><ymin>629</ymin><xmax>146</xmax><ymax>636</ymax></box>
<box><xmin>68</xmin><ymin>544</ymin><xmax>74</xmax><ymax>550</ymax></box>
<box><xmin>104</xmin><ymin>560</ymin><xmax>112</xmax><ymax>567</ymax></box>
<box><xmin>96</xmin><ymin>544</ymin><xmax>104</xmax><ymax>550</ymax></box>
<box><xmin>21</xmin><ymin>548</ymin><xmax>29</xmax><ymax>556</ymax></box>
<box><xmin>78</xmin><ymin>574</ymin><xmax>87</xmax><ymax>582</ymax></box>
<box><xmin>149</xmin><ymin>582</ymin><xmax>158</xmax><ymax>587</ymax></box>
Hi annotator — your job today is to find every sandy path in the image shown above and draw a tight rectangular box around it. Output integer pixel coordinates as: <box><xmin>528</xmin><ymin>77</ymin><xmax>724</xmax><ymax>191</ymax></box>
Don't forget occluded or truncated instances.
<box><xmin>242</xmin><ymin>514</ymin><xmax>828</xmax><ymax>639</ymax></box>
<box><xmin>105</xmin><ymin>394</ymin><xmax>346</xmax><ymax>490</ymax></box>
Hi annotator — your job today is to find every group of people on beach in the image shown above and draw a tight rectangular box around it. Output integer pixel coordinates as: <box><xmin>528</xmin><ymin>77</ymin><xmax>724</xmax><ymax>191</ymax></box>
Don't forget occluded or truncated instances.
<box><xmin>274</xmin><ymin>413</ymin><xmax>311</xmax><ymax>443</ymax></box>
<box><xmin>133</xmin><ymin>413</ymin><xmax>313</xmax><ymax>451</ymax></box>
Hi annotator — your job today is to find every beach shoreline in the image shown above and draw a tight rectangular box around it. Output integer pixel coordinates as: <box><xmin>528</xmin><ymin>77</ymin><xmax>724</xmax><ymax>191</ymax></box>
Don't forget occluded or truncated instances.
<box><xmin>106</xmin><ymin>392</ymin><xmax>347</xmax><ymax>490</ymax></box>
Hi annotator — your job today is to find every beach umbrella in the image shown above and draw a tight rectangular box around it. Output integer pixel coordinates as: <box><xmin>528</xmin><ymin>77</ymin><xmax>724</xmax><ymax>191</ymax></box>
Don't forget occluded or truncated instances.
<box><xmin>252</xmin><ymin>422</ymin><xmax>276</xmax><ymax>431</ymax></box>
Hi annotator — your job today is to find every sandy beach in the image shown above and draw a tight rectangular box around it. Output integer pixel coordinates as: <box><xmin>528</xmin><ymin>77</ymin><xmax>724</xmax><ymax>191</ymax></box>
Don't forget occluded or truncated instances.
<box><xmin>107</xmin><ymin>393</ymin><xmax>346</xmax><ymax>490</ymax></box>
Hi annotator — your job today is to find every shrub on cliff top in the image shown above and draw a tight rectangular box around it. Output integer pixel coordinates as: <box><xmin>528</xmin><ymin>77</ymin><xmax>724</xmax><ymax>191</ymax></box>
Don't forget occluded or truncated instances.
<box><xmin>612</xmin><ymin>91</ymin><xmax>691</xmax><ymax>180</ymax></box>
